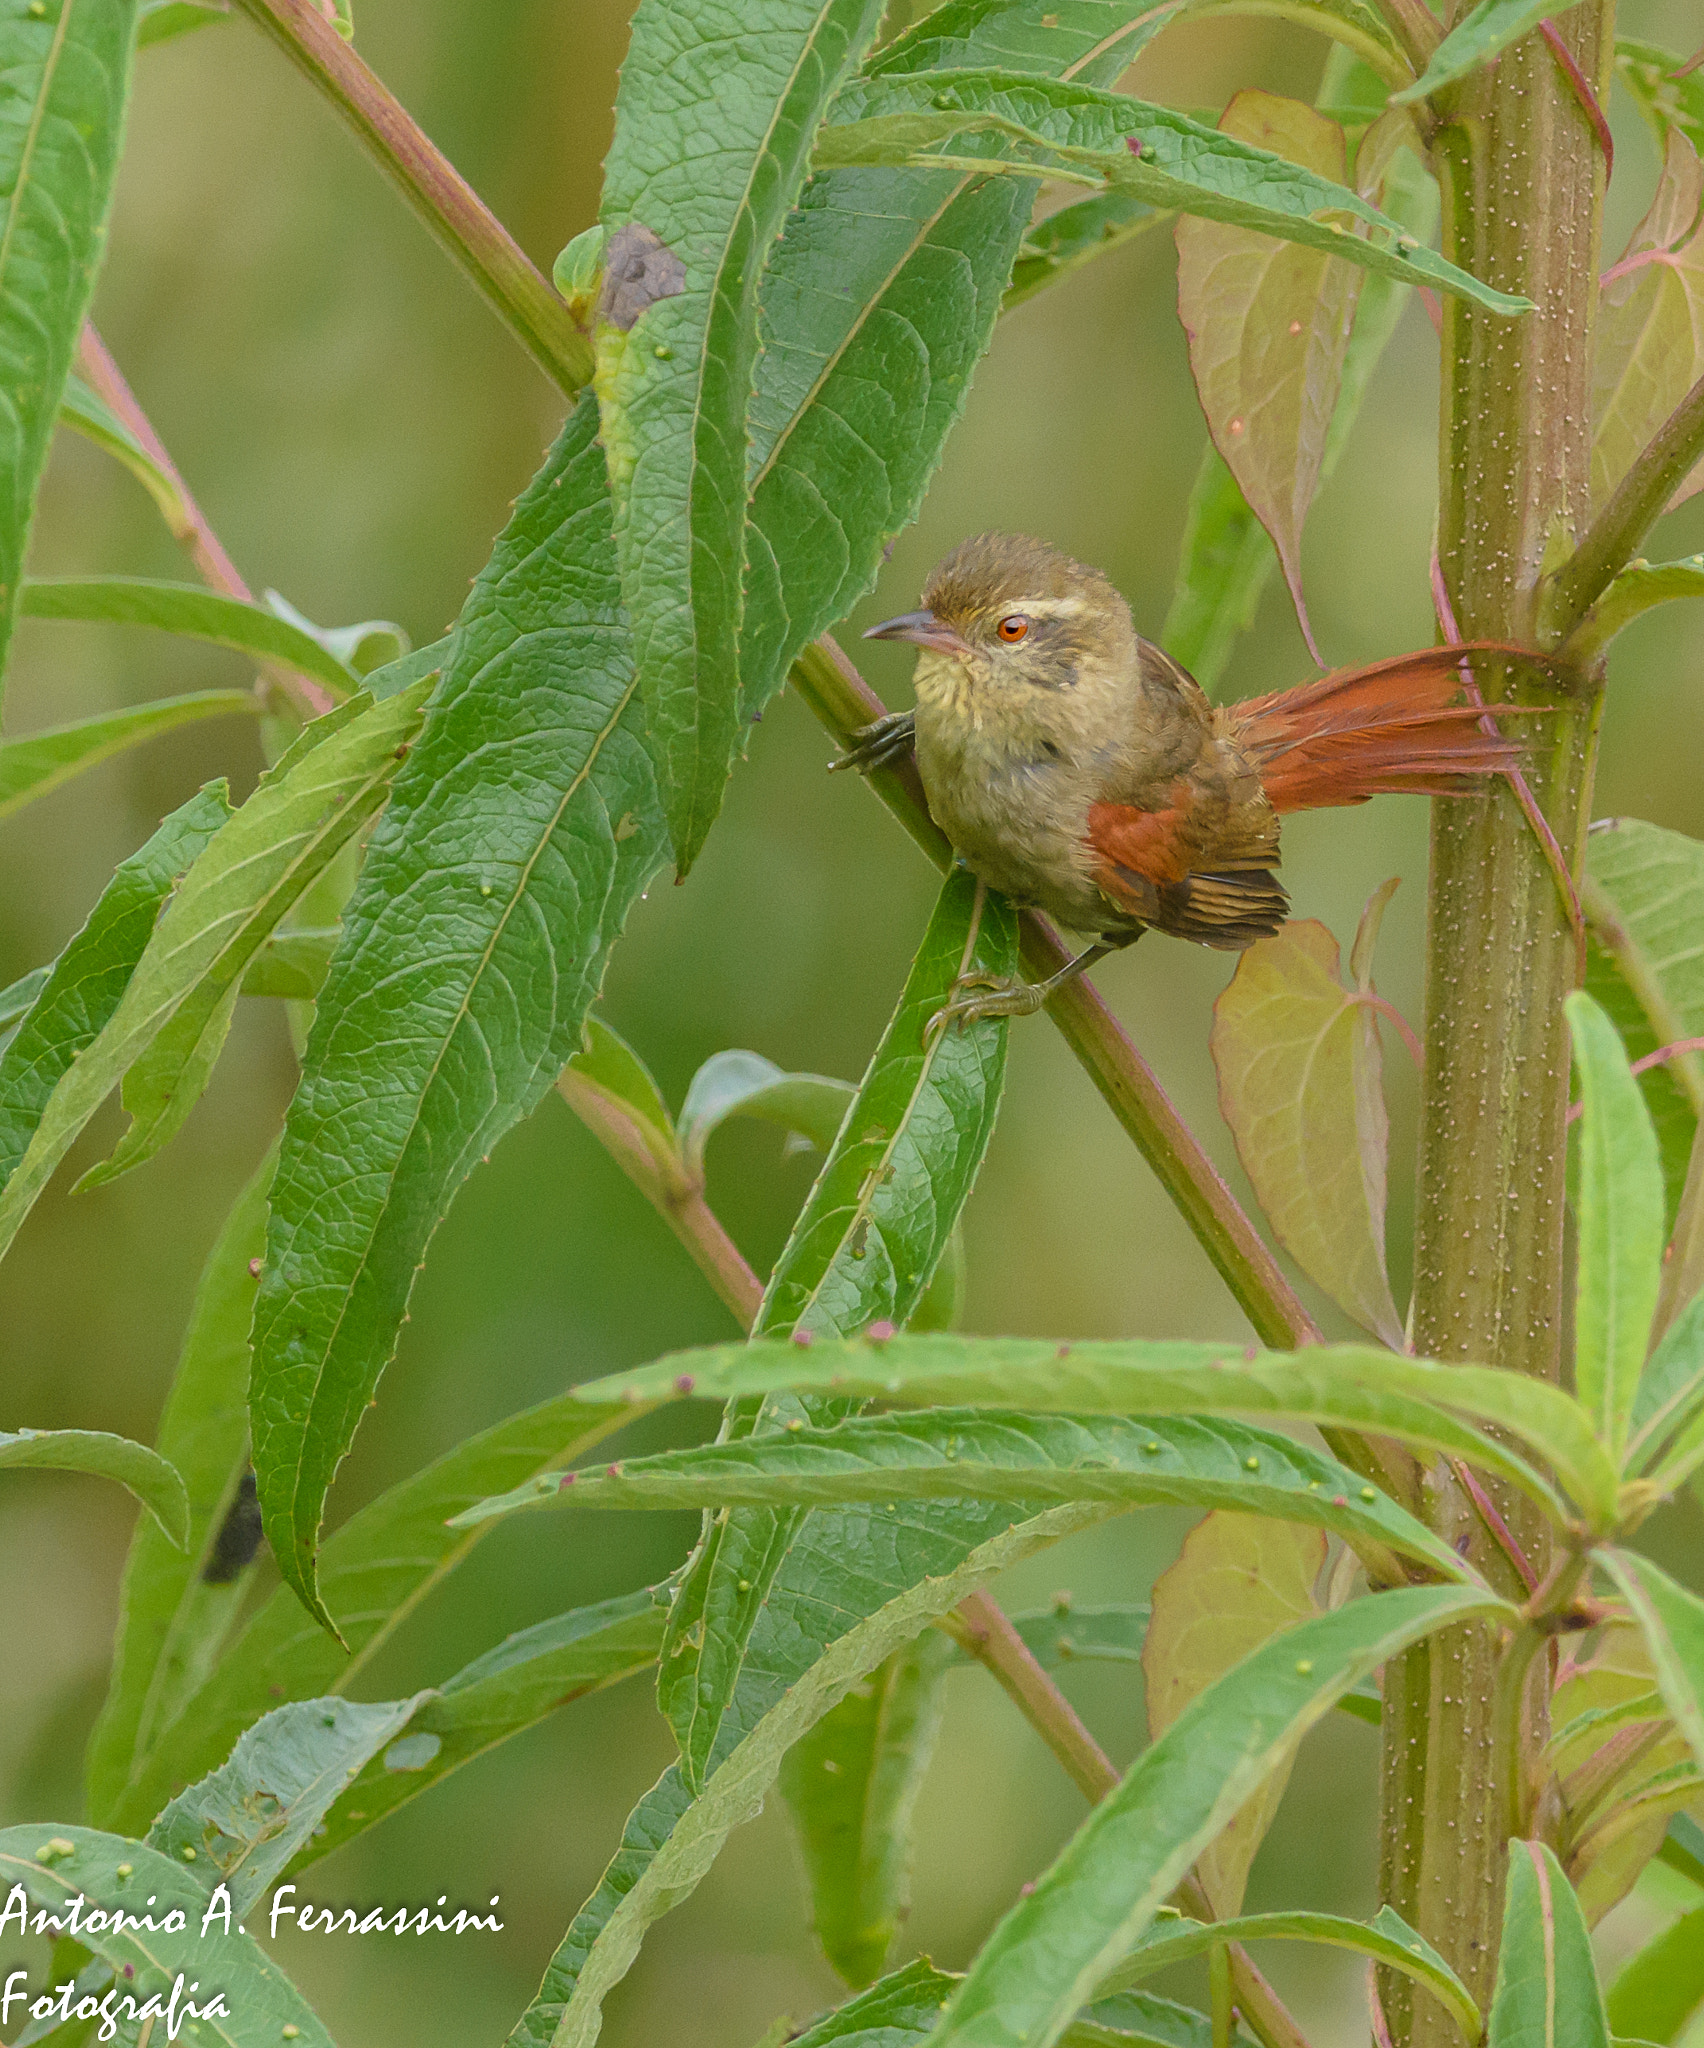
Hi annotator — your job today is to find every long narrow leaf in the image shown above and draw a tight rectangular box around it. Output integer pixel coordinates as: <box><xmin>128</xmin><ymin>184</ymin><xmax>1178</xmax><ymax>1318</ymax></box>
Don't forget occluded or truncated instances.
<box><xmin>0</xmin><ymin>690</ymin><xmax>255</xmax><ymax>820</ymax></box>
<box><xmin>0</xmin><ymin>1428</ymin><xmax>187</xmax><ymax>1545</ymax></box>
<box><xmin>0</xmin><ymin>0</ymin><xmax>140</xmax><ymax>702</ymax></box>
<box><xmin>1488</xmin><ymin>1840</ymin><xmax>1612</xmax><ymax>2048</ymax></box>
<box><xmin>594</xmin><ymin>0</ymin><xmax>887</xmax><ymax>870</ymax></box>
<box><xmin>1568</xmin><ymin>992</ymin><xmax>1664</xmax><ymax>1457</ymax></box>
<box><xmin>250</xmin><ymin>396</ymin><xmax>667</xmax><ymax>1635</ymax></box>
<box><xmin>1600</xmin><ymin>1551</ymin><xmax>1704</xmax><ymax>1777</ymax></box>
<box><xmin>924</xmin><ymin>1586</ymin><xmax>1509</xmax><ymax>2048</ymax></box>
<box><xmin>84</xmin><ymin>1152</ymin><xmax>274</xmax><ymax>1824</ymax></box>
<box><xmin>1606</xmin><ymin>1904</ymin><xmax>1704</xmax><ymax>2044</ymax></box>
<box><xmin>1393</xmin><ymin>0</ymin><xmax>1551</xmax><ymax>105</ymax></box>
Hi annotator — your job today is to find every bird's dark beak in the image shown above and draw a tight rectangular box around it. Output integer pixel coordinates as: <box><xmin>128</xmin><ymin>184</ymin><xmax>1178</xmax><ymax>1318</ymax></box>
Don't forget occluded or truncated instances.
<box><xmin>863</xmin><ymin>608</ymin><xmax>972</xmax><ymax>658</ymax></box>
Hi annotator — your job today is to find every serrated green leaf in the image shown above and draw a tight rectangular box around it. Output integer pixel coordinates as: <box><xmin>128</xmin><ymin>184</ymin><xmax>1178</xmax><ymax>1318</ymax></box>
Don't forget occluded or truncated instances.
<box><xmin>0</xmin><ymin>689</ymin><xmax>256</xmax><ymax>820</ymax></box>
<box><xmin>1211</xmin><ymin>918</ymin><xmax>1404</xmax><ymax>1347</ymax></box>
<box><xmin>0</xmin><ymin>0</ymin><xmax>140</xmax><ymax>706</ymax></box>
<box><xmin>84</xmin><ymin>1150</ymin><xmax>273</xmax><ymax>1825</ymax></box>
<box><xmin>250</xmin><ymin>395</ymin><xmax>667</xmax><ymax>1635</ymax></box>
<box><xmin>1489</xmin><ymin>1840</ymin><xmax>1612</xmax><ymax>2048</ymax></box>
<box><xmin>238</xmin><ymin>926</ymin><xmax>339</xmax><ymax>1001</ymax></box>
<box><xmin>677</xmin><ymin>1049</ymin><xmax>854</xmax><ymax>1181</ymax></box>
<box><xmin>1616</xmin><ymin>41</ymin><xmax>1704</xmax><ymax>158</ymax></box>
<box><xmin>1567</xmin><ymin>992</ymin><xmax>1665</xmax><ymax>1459</ymax></box>
<box><xmin>0</xmin><ymin>1428</ymin><xmax>187</xmax><ymax>1545</ymax></box>
<box><xmin>1569</xmin><ymin>556</ymin><xmax>1704</xmax><ymax>664</ymax></box>
<box><xmin>1176</xmin><ymin>92</ymin><xmax>1364</xmax><ymax>657</ymax></box>
<box><xmin>1606</xmin><ymin>1903</ymin><xmax>1704</xmax><ymax>2044</ymax></box>
<box><xmin>137</xmin><ymin>0</ymin><xmax>228</xmax><ymax>46</ymax></box>
<box><xmin>1583</xmin><ymin>819</ymin><xmax>1704</xmax><ymax>1234</ymax></box>
<box><xmin>1392</xmin><ymin>0</ymin><xmax>1551</xmax><ymax>105</ymax></box>
<box><xmin>775</xmin><ymin>1959</ymin><xmax>964</xmax><ymax>2047</ymax></box>
<box><xmin>817</xmin><ymin>71</ymin><xmax>1528</xmax><ymax>311</ymax></box>
<box><xmin>658</xmin><ymin>870</ymin><xmax>1016</xmax><ymax>1789</ymax></box>
<box><xmin>1096</xmin><ymin>1904</ymin><xmax>1478</xmax><ymax>2037</ymax></box>
<box><xmin>568</xmin><ymin>1334</ymin><xmax>1612</xmax><ymax>1527</ymax></box>
<box><xmin>1600</xmin><ymin>1551</ymin><xmax>1704</xmax><ymax>1780</ymax></box>
<box><xmin>743</xmin><ymin>6</ymin><xmax>1180</xmax><ymax>722</ymax></box>
<box><xmin>1068</xmin><ymin>1988</ymin><xmax>1215</xmax><ymax>2048</ymax></box>
<box><xmin>58</xmin><ymin>370</ymin><xmax>191</xmax><ymax>530</ymax></box>
<box><xmin>286</xmin><ymin>1589</ymin><xmax>664</xmax><ymax>1874</ymax></box>
<box><xmin>594</xmin><ymin>0</ymin><xmax>888</xmax><ymax>871</ymax></box>
<box><xmin>0</xmin><ymin>783</ymin><xmax>229</xmax><ymax>1204</ymax></box>
<box><xmin>102</xmin><ymin>1390</ymin><xmax>637</xmax><ymax>1833</ymax></box>
<box><xmin>0</xmin><ymin>681</ymin><xmax>429</xmax><ymax>1234</ymax></box>
<box><xmin>1144</xmin><ymin>1514</ymin><xmax>1323</xmax><ymax>1915</ymax></box>
<box><xmin>20</xmin><ymin>577</ymin><xmax>358</xmax><ymax>694</ymax></box>
<box><xmin>1592</xmin><ymin>135</ymin><xmax>1704</xmax><ymax>519</ymax></box>
<box><xmin>781</xmin><ymin>1628</ymin><xmax>953</xmax><ymax>1986</ymax></box>
<box><xmin>508</xmin><ymin>1498</ymin><xmax>1118</xmax><ymax>2048</ymax></box>
<box><xmin>456</xmin><ymin>1408</ymin><xmax>1475</xmax><ymax>1584</ymax></box>
<box><xmin>146</xmin><ymin>1693</ymin><xmax>426</xmax><ymax>1912</ymax></box>
<box><xmin>923</xmin><ymin>1585</ymin><xmax>1508</xmax><ymax>2048</ymax></box>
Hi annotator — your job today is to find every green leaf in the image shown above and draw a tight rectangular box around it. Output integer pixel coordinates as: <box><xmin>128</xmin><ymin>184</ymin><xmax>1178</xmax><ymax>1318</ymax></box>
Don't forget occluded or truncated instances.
<box><xmin>1392</xmin><ymin>0</ymin><xmax>1551</xmax><ymax>105</ymax></box>
<box><xmin>1658</xmin><ymin>1813</ymin><xmax>1704</xmax><ymax>1889</ymax></box>
<box><xmin>567</xmin><ymin>1334</ymin><xmax>1613</xmax><ymax>1527</ymax></box>
<box><xmin>0</xmin><ymin>682</ymin><xmax>430</xmax><ymax>1244</ymax></box>
<box><xmin>558</xmin><ymin>1014</ymin><xmax>684</xmax><ymax>1200</ymax></box>
<box><xmin>20</xmin><ymin>577</ymin><xmax>359</xmax><ymax>694</ymax></box>
<box><xmin>1567</xmin><ymin>992</ymin><xmax>1665</xmax><ymax>1460</ymax></box>
<box><xmin>1635</xmin><ymin>1289</ymin><xmax>1704</xmax><ymax>1488</ymax></box>
<box><xmin>0</xmin><ymin>1428</ymin><xmax>188</xmax><ymax>1545</ymax></box>
<box><xmin>1583</xmin><ymin>819</ymin><xmax>1704</xmax><ymax>1232</ymax></box>
<box><xmin>0</xmin><ymin>784</ymin><xmax>229</xmax><ymax>1204</ymax></box>
<box><xmin>84</xmin><ymin>1150</ymin><xmax>273</xmax><ymax>1826</ymax></box>
<box><xmin>1489</xmin><ymin>1840</ymin><xmax>1612</xmax><ymax>2048</ymax></box>
<box><xmin>0</xmin><ymin>1827</ymin><xmax>334</xmax><ymax>2045</ymax></box>
<box><xmin>1144</xmin><ymin>1514</ymin><xmax>1324</xmax><ymax>1915</ymax></box>
<box><xmin>1003</xmin><ymin>188</ymin><xmax>1164</xmax><ymax>311</ymax></box>
<box><xmin>594</xmin><ymin>0</ymin><xmax>888</xmax><ymax>872</ymax></box>
<box><xmin>1607</xmin><ymin>1904</ymin><xmax>1704</xmax><ymax>2045</ymax></box>
<box><xmin>506</xmin><ymin>1499</ymin><xmax>1121</xmax><ymax>2048</ymax></box>
<box><xmin>677</xmin><ymin>1049</ymin><xmax>854</xmax><ymax>1181</ymax></box>
<box><xmin>1176</xmin><ymin>92</ymin><xmax>1366</xmax><ymax>657</ymax></box>
<box><xmin>250</xmin><ymin>395</ymin><xmax>667</xmax><ymax>1635</ymax></box>
<box><xmin>921</xmin><ymin>1585</ymin><xmax>1509</xmax><ymax>2048</ymax></box>
<box><xmin>146</xmin><ymin>1693</ymin><xmax>426</xmax><ymax>1912</ymax></box>
<box><xmin>1211</xmin><ymin>917</ymin><xmax>1405</xmax><ymax>1347</ymax></box>
<box><xmin>0</xmin><ymin>690</ymin><xmax>256</xmax><ymax>820</ymax></box>
<box><xmin>1600</xmin><ymin>1551</ymin><xmax>1704</xmax><ymax>1779</ymax></box>
<box><xmin>658</xmin><ymin>870</ymin><xmax>1016</xmax><ymax>1789</ymax></box>
<box><xmin>1567</xmin><ymin>556</ymin><xmax>1704</xmax><ymax>664</ymax></box>
<box><xmin>1615</xmin><ymin>41</ymin><xmax>1704</xmax><ymax>158</ymax></box>
<box><xmin>286</xmin><ymin>1589</ymin><xmax>665</xmax><ymax>1874</ymax></box>
<box><xmin>101</xmin><ymin>1389</ymin><xmax>637</xmax><ymax>1833</ymax></box>
<box><xmin>58</xmin><ymin>371</ymin><xmax>191</xmax><ymax>530</ymax></box>
<box><xmin>816</xmin><ymin>71</ymin><xmax>1529</xmax><ymax>312</ymax></box>
<box><xmin>780</xmin><ymin>1628</ymin><xmax>953</xmax><ymax>1986</ymax></box>
<box><xmin>238</xmin><ymin>926</ymin><xmax>340</xmax><ymax>1001</ymax></box>
<box><xmin>137</xmin><ymin>0</ymin><xmax>229</xmax><ymax>47</ymax></box>
<box><xmin>1070</xmin><ymin>1988</ymin><xmax>1215</xmax><ymax>2048</ymax></box>
<box><xmin>0</xmin><ymin>0</ymin><xmax>140</xmax><ymax>705</ymax></box>
<box><xmin>773</xmin><ymin>1959</ymin><xmax>963</xmax><ymax>2047</ymax></box>
<box><xmin>1097</xmin><ymin>1904</ymin><xmax>1478</xmax><ymax>2037</ymax></box>
<box><xmin>0</xmin><ymin>963</ymin><xmax>50</xmax><ymax>1047</ymax></box>
<box><xmin>742</xmin><ymin>6</ymin><xmax>1195</xmax><ymax>723</ymax></box>
<box><xmin>261</xmin><ymin>587</ymin><xmax>407</xmax><ymax>677</ymax></box>
<box><xmin>1591</xmin><ymin>135</ymin><xmax>1704</xmax><ymax>519</ymax></box>
<box><xmin>457</xmin><ymin>1408</ymin><xmax>1476</xmax><ymax>1585</ymax></box>
<box><xmin>1182</xmin><ymin>0</ymin><xmax>1410</xmax><ymax>79</ymax></box>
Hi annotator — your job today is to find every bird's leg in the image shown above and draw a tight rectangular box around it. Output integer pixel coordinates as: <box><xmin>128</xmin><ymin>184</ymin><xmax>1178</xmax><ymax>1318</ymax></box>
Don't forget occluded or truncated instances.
<box><xmin>930</xmin><ymin>937</ymin><xmax>1132</xmax><ymax>1034</ymax></box>
<box><xmin>830</xmin><ymin>709</ymin><xmax>916</xmax><ymax>775</ymax></box>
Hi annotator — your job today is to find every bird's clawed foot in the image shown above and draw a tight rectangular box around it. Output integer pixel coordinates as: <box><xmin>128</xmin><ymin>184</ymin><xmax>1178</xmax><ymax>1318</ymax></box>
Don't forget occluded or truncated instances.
<box><xmin>927</xmin><ymin>972</ymin><xmax>1049</xmax><ymax>1035</ymax></box>
<box><xmin>830</xmin><ymin>709</ymin><xmax>917</xmax><ymax>775</ymax></box>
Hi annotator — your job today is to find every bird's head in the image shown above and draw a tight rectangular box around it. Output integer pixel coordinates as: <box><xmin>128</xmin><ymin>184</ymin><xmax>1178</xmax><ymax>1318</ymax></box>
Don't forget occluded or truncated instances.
<box><xmin>864</xmin><ymin>533</ymin><xmax>1135</xmax><ymax>700</ymax></box>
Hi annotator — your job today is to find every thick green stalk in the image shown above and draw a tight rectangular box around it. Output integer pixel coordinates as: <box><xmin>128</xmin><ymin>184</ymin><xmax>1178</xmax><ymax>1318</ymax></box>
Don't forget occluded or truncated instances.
<box><xmin>1379</xmin><ymin>18</ymin><xmax>1611</xmax><ymax>2045</ymax></box>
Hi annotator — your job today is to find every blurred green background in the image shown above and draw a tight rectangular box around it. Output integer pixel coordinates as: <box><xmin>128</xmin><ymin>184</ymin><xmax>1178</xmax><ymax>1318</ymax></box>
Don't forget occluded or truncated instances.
<box><xmin>3</xmin><ymin>6</ymin><xmax>1704</xmax><ymax>2044</ymax></box>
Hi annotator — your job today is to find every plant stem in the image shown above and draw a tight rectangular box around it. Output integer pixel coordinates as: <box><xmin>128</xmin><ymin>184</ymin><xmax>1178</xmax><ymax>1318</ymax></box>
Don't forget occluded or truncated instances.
<box><xmin>1384</xmin><ymin>17</ymin><xmax>1610</xmax><ymax>2044</ymax></box>
<box><xmin>232</xmin><ymin>0</ymin><xmax>593</xmax><ymax>395</ymax></box>
<box><xmin>790</xmin><ymin>638</ymin><xmax>1320</xmax><ymax>1354</ymax></box>
<box><xmin>76</xmin><ymin>323</ymin><xmax>336</xmax><ymax>721</ymax></box>
<box><xmin>1547</xmin><ymin>371</ymin><xmax>1704</xmax><ymax>640</ymax></box>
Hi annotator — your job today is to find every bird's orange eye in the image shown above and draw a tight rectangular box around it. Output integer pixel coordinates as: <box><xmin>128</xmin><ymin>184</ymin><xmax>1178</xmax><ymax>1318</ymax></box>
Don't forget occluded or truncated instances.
<box><xmin>996</xmin><ymin>614</ymin><xmax>1030</xmax><ymax>643</ymax></box>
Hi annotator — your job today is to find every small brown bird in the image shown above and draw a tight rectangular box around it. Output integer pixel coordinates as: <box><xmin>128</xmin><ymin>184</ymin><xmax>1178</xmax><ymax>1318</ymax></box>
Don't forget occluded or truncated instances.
<box><xmin>841</xmin><ymin>532</ymin><xmax>1537</xmax><ymax>1028</ymax></box>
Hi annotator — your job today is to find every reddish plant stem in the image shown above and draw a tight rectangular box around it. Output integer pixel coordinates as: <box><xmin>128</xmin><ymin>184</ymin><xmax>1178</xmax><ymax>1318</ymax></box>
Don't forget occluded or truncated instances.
<box><xmin>77</xmin><ymin>323</ymin><xmax>336</xmax><ymax>720</ymax></box>
<box><xmin>1540</xmin><ymin>23</ymin><xmax>1613</xmax><ymax>183</ymax></box>
<box><xmin>1450</xmin><ymin>1457</ymin><xmax>1540</xmax><ymax>1595</ymax></box>
<box><xmin>232</xmin><ymin>0</ymin><xmax>593</xmax><ymax>394</ymax></box>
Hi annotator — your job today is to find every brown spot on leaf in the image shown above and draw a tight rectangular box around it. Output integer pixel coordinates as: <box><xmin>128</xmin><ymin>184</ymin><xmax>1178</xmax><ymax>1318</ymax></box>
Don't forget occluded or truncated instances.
<box><xmin>598</xmin><ymin>223</ymin><xmax>687</xmax><ymax>332</ymax></box>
